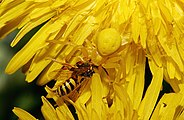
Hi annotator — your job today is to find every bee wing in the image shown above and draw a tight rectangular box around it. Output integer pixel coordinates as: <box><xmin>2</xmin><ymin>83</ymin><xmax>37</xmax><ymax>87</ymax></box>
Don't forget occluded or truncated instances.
<box><xmin>48</xmin><ymin>69</ymin><xmax>73</xmax><ymax>81</ymax></box>
<box><xmin>67</xmin><ymin>77</ymin><xmax>91</xmax><ymax>102</ymax></box>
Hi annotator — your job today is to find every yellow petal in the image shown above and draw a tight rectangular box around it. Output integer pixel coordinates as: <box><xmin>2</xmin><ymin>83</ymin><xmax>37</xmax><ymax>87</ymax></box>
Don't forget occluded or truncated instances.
<box><xmin>74</xmin><ymin>102</ymin><xmax>89</xmax><ymax>120</ymax></box>
<box><xmin>12</xmin><ymin>107</ymin><xmax>37</xmax><ymax>120</ymax></box>
<box><xmin>138</xmin><ymin>60</ymin><xmax>163</xmax><ymax>120</ymax></box>
<box><xmin>125</xmin><ymin>44</ymin><xmax>136</xmax><ymax>75</ymax></box>
<box><xmin>56</xmin><ymin>105</ymin><xmax>74</xmax><ymax>120</ymax></box>
<box><xmin>147</xmin><ymin>36</ymin><xmax>163</xmax><ymax>67</ymax></box>
<box><xmin>27</xmin><ymin>0</ymin><xmax>49</xmax><ymax>2</ymax></box>
<box><xmin>127</xmin><ymin>73</ymin><xmax>136</xmax><ymax>104</ymax></box>
<box><xmin>151</xmin><ymin>84</ymin><xmax>184</xmax><ymax>120</ymax></box>
<box><xmin>177</xmin><ymin>42</ymin><xmax>184</xmax><ymax>71</ymax></box>
<box><xmin>139</xmin><ymin>21</ymin><xmax>147</xmax><ymax>49</ymax></box>
<box><xmin>25</xmin><ymin>45</ymin><xmax>60</xmax><ymax>82</ymax></box>
<box><xmin>174</xmin><ymin>68</ymin><xmax>182</xmax><ymax>81</ymax></box>
<box><xmin>12</xmin><ymin>12</ymin><xmax>55</xmax><ymax>46</ymax></box>
<box><xmin>50</xmin><ymin>0</ymin><xmax>67</xmax><ymax>10</ymax></box>
<box><xmin>25</xmin><ymin>13</ymin><xmax>72</xmax><ymax>81</ymax></box>
<box><xmin>61</xmin><ymin>2</ymin><xmax>95</xmax><ymax>39</ymax></box>
<box><xmin>0</xmin><ymin>1</ymin><xmax>33</xmax><ymax>28</ymax></box>
<box><xmin>37</xmin><ymin>60</ymin><xmax>63</xmax><ymax>85</ymax></box>
<box><xmin>170</xmin><ymin>44</ymin><xmax>184</xmax><ymax>72</ymax></box>
<box><xmin>163</xmin><ymin>68</ymin><xmax>180</xmax><ymax>93</ymax></box>
<box><xmin>5</xmin><ymin>21</ymin><xmax>51</xmax><ymax>75</ymax></box>
<box><xmin>158</xmin><ymin>24</ymin><xmax>184</xmax><ymax>72</ymax></box>
<box><xmin>157</xmin><ymin>0</ymin><xmax>173</xmax><ymax>23</ymax></box>
<box><xmin>0</xmin><ymin>2</ymin><xmax>29</xmax><ymax>38</ymax></box>
<box><xmin>115</xmin><ymin>0</ymin><xmax>135</xmax><ymax>24</ymax></box>
<box><xmin>112</xmin><ymin>95</ymin><xmax>125</xmax><ymax>119</ymax></box>
<box><xmin>131</xmin><ymin>6</ymin><xmax>140</xmax><ymax>44</ymax></box>
<box><xmin>41</xmin><ymin>96</ymin><xmax>59</xmax><ymax>120</ymax></box>
<box><xmin>0</xmin><ymin>16</ymin><xmax>23</xmax><ymax>39</ymax></box>
<box><xmin>114</xmin><ymin>83</ymin><xmax>134</xmax><ymax>119</ymax></box>
<box><xmin>150</xmin><ymin>1</ymin><xmax>162</xmax><ymax>35</ymax></box>
<box><xmin>133</xmin><ymin>49</ymin><xmax>146</xmax><ymax>109</ymax></box>
<box><xmin>90</xmin><ymin>73</ymin><xmax>103</xmax><ymax>119</ymax></box>
<box><xmin>150</xmin><ymin>103</ymin><xmax>161</xmax><ymax>120</ymax></box>
<box><xmin>166</xmin><ymin>60</ymin><xmax>175</xmax><ymax>79</ymax></box>
<box><xmin>72</xmin><ymin>16</ymin><xmax>97</xmax><ymax>44</ymax></box>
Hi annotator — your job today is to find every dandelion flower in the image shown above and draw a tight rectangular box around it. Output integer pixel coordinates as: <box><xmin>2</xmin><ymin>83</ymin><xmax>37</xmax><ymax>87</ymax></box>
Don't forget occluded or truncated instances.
<box><xmin>13</xmin><ymin>96</ymin><xmax>74</xmax><ymax>120</ymax></box>
<box><xmin>1</xmin><ymin>0</ymin><xmax>184</xmax><ymax>120</ymax></box>
<box><xmin>151</xmin><ymin>84</ymin><xmax>184</xmax><ymax>120</ymax></box>
<box><xmin>14</xmin><ymin>74</ymin><xmax>134</xmax><ymax>120</ymax></box>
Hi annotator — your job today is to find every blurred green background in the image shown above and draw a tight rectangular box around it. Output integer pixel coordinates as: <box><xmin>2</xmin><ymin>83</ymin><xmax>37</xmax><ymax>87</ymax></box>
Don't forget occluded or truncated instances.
<box><xmin>0</xmin><ymin>29</ymin><xmax>45</xmax><ymax>119</ymax></box>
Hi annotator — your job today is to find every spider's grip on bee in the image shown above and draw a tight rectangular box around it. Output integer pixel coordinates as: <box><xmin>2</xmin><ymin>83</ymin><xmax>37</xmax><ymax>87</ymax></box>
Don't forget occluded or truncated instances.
<box><xmin>50</xmin><ymin>59</ymin><xmax>104</xmax><ymax>102</ymax></box>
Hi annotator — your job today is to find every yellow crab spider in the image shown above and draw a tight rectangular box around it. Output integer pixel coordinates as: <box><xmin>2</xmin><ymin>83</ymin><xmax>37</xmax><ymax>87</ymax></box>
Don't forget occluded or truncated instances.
<box><xmin>96</xmin><ymin>28</ymin><xmax>122</xmax><ymax>56</ymax></box>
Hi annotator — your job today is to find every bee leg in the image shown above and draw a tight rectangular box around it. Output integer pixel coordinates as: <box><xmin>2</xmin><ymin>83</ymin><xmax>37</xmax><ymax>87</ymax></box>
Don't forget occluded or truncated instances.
<box><xmin>61</xmin><ymin>95</ymin><xmax>74</xmax><ymax>105</ymax></box>
<box><xmin>68</xmin><ymin>90</ymin><xmax>80</xmax><ymax>102</ymax></box>
<box><xmin>60</xmin><ymin>85</ymin><xmax>82</xmax><ymax>103</ymax></box>
<box><xmin>45</xmin><ymin>86</ymin><xmax>66</xmax><ymax>106</ymax></box>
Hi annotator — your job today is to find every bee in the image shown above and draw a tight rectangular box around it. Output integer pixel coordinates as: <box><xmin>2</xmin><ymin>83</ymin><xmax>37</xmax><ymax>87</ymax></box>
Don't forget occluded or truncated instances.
<box><xmin>50</xmin><ymin>60</ymin><xmax>98</xmax><ymax>101</ymax></box>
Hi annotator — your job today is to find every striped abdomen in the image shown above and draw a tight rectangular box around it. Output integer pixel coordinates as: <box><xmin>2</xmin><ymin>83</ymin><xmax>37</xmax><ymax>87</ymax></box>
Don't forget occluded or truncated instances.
<box><xmin>57</xmin><ymin>78</ymin><xmax>77</xmax><ymax>96</ymax></box>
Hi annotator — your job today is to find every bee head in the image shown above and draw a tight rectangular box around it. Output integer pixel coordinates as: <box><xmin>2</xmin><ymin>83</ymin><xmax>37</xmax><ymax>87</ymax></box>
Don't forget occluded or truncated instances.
<box><xmin>81</xmin><ymin>69</ymin><xmax>95</xmax><ymax>77</ymax></box>
<box><xmin>76</xmin><ymin>61</ymin><xmax>91</xmax><ymax>68</ymax></box>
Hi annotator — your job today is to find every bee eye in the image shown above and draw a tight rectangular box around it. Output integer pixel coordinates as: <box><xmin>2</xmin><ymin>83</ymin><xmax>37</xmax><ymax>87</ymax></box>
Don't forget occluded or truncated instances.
<box><xmin>76</xmin><ymin>61</ymin><xmax>83</xmax><ymax>67</ymax></box>
<box><xmin>84</xmin><ymin>63</ymin><xmax>89</xmax><ymax>67</ymax></box>
<box><xmin>62</xmin><ymin>66</ymin><xmax>68</xmax><ymax>70</ymax></box>
<box><xmin>77</xmin><ymin>61</ymin><xmax>83</xmax><ymax>64</ymax></box>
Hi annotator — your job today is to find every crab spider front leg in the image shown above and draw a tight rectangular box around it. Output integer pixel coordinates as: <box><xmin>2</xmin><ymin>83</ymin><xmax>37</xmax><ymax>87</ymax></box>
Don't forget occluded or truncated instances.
<box><xmin>102</xmin><ymin>63</ymin><xmax>121</xmax><ymax>83</ymax></box>
<box><xmin>46</xmin><ymin>57</ymin><xmax>73</xmax><ymax>69</ymax></box>
<box><xmin>65</xmin><ymin>45</ymin><xmax>89</xmax><ymax>63</ymax></box>
<box><xmin>102</xmin><ymin>56</ymin><xmax>125</xmax><ymax>84</ymax></box>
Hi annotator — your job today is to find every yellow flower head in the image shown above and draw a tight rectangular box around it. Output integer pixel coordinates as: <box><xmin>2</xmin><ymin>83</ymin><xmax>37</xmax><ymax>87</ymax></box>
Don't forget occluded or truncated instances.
<box><xmin>1</xmin><ymin>0</ymin><xmax>184</xmax><ymax>119</ymax></box>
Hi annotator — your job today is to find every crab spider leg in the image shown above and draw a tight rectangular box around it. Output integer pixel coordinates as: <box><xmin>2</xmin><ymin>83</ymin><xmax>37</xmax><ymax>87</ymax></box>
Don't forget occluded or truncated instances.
<box><xmin>46</xmin><ymin>39</ymin><xmax>75</xmax><ymax>46</ymax></box>
<box><xmin>65</xmin><ymin>45</ymin><xmax>89</xmax><ymax>62</ymax></box>
<box><xmin>102</xmin><ymin>62</ymin><xmax>122</xmax><ymax>83</ymax></box>
<box><xmin>46</xmin><ymin>57</ymin><xmax>73</xmax><ymax>69</ymax></box>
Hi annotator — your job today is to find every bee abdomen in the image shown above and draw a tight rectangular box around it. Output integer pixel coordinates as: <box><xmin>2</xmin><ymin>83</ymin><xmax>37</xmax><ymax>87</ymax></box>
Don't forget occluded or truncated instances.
<box><xmin>57</xmin><ymin>78</ymin><xmax>77</xmax><ymax>96</ymax></box>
